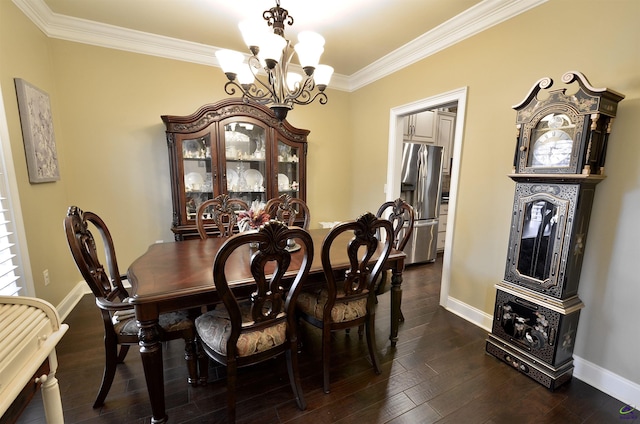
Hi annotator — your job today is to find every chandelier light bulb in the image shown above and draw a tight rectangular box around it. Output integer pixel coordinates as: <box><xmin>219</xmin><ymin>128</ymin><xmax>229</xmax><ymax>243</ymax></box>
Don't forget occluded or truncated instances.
<box><xmin>286</xmin><ymin>72</ymin><xmax>303</xmax><ymax>91</ymax></box>
<box><xmin>215</xmin><ymin>49</ymin><xmax>244</xmax><ymax>79</ymax></box>
<box><xmin>295</xmin><ymin>31</ymin><xmax>325</xmax><ymax>74</ymax></box>
<box><xmin>314</xmin><ymin>64</ymin><xmax>334</xmax><ymax>89</ymax></box>
<box><xmin>237</xmin><ymin>66</ymin><xmax>255</xmax><ymax>85</ymax></box>
<box><xmin>238</xmin><ymin>19</ymin><xmax>265</xmax><ymax>51</ymax></box>
<box><xmin>297</xmin><ymin>31</ymin><xmax>325</xmax><ymax>47</ymax></box>
<box><xmin>259</xmin><ymin>33</ymin><xmax>287</xmax><ymax>67</ymax></box>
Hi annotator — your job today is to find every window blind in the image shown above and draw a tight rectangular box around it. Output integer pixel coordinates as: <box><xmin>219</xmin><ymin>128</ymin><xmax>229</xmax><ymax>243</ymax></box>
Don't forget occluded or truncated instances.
<box><xmin>0</xmin><ymin>84</ymin><xmax>27</xmax><ymax>296</ymax></box>
<box><xmin>0</xmin><ymin>192</ymin><xmax>21</xmax><ymax>295</ymax></box>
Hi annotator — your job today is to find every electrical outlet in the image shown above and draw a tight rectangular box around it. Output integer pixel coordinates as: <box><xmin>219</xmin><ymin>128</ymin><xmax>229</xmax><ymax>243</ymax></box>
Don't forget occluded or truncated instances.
<box><xmin>43</xmin><ymin>269</ymin><xmax>50</xmax><ymax>286</ymax></box>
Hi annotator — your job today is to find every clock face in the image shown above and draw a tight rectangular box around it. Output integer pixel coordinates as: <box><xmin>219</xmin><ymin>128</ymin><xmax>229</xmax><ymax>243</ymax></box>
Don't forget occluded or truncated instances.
<box><xmin>529</xmin><ymin>113</ymin><xmax>575</xmax><ymax>168</ymax></box>
<box><xmin>531</xmin><ymin>130</ymin><xmax>573</xmax><ymax>167</ymax></box>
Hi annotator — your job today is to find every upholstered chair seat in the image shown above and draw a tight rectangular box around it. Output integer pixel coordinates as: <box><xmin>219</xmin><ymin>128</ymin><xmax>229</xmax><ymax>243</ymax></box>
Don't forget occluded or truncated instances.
<box><xmin>297</xmin><ymin>286</ymin><xmax>367</xmax><ymax>323</ymax></box>
<box><xmin>113</xmin><ymin>310</ymin><xmax>194</xmax><ymax>336</ymax></box>
<box><xmin>196</xmin><ymin>302</ymin><xmax>287</xmax><ymax>357</ymax></box>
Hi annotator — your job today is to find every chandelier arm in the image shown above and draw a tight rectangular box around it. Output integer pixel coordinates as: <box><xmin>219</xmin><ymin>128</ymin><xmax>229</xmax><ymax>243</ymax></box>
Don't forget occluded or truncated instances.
<box><xmin>242</xmin><ymin>85</ymin><xmax>275</xmax><ymax>105</ymax></box>
<box><xmin>283</xmin><ymin>75</ymin><xmax>314</xmax><ymax>104</ymax></box>
<box><xmin>223</xmin><ymin>80</ymin><xmax>240</xmax><ymax>97</ymax></box>
<box><xmin>223</xmin><ymin>80</ymin><xmax>273</xmax><ymax>106</ymax></box>
<box><xmin>288</xmin><ymin>90</ymin><xmax>328</xmax><ymax>106</ymax></box>
<box><xmin>245</xmin><ymin>55</ymin><xmax>279</xmax><ymax>103</ymax></box>
<box><xmin>270</xmin><ymin>41</ymin><xmax>297</xmax><ymax>106</ymax></box>
<box><xmin>271</xmin><ymin>62</ymin><xmax>287</xmax><ymax>106</ymax></box>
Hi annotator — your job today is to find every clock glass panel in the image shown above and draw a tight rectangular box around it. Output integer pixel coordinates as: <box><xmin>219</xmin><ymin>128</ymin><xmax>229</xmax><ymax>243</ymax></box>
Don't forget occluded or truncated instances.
<box><xmin>529</xmin><ymin>113</ymin><xmax>575</xmax><ymax>168</ymax></box>
<box><xmin>516</xmin><ymin>199</ymin><xmax>558</xmax><ymax>282</ymax></box>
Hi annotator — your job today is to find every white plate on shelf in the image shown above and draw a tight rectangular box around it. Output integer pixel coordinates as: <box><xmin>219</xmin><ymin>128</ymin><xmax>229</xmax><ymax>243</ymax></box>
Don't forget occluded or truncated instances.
<box><xmin>278</xmin><ymin>173</ymin><xmax>290</xmax><ymax>190</ymax></box>
<box><xmin>244</xmin><ymin>169</ymin><xmax>264</xmax><ymax>189</ymax></box>
<box><xmin>227</xmin><ymin>168</ymin><xmax>238</xmax><ymax>190</ymax></box>
<box><xmin>185</xmin><ymin>172</ymin><xmax>204</xmax><ymax>190</ymax></box>
<box><xmin>183</xmin><ymin>139</ymin><xmax>202</xmax><ymax>158</ymax></box>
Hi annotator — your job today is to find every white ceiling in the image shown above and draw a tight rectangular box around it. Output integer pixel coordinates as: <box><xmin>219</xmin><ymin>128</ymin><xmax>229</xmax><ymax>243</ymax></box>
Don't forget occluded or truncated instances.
<box><xmin>15</xmin><ymin>0</ymin><xmax>546</xmax><ymax>91</ymax></box>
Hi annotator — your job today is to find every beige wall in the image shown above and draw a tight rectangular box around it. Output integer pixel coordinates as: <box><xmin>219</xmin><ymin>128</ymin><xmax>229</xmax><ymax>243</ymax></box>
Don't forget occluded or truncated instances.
<box><xmin>350</xmin><ymin>0</ymin><xmax>640</xmax><ymax>390</ymax></box>
<box><xmin>0</xmin><ymin>0</ymin><xmax>353</xmax><ymax>309</ymax></box>
<box><xmin>0</xmin><ymin>2</ymin><xmax>72</xmax><ymax>303</ymax></box>
<box><xmin>1</xmin><ymin>0</ymin><xmax>639</xmax><ymax>401</ymax></box>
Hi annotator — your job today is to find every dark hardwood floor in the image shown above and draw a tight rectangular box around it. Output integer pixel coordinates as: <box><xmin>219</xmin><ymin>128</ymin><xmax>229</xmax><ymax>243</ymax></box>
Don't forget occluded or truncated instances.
<box><xmin>16</xmin><ymin>256</ymin><xmax>631</xmax><ymax>423</ymax></box>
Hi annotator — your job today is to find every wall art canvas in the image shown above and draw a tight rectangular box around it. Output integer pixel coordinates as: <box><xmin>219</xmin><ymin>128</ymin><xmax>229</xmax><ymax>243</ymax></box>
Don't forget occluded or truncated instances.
<box><xmin>14</xmin><ymin>78</ymin><xmax>60</xmax><ymax>183</ymax></box>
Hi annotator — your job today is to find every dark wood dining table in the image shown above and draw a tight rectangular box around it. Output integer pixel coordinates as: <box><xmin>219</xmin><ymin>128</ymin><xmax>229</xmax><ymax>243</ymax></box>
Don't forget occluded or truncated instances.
<box><xmin>127</xmin><ymin>227</ymin><xmax>406</xmax><ymax>423</ymax></box>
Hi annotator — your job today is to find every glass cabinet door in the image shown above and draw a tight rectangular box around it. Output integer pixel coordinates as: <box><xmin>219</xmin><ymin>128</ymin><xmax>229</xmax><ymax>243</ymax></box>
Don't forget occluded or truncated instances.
<box><xmin>276</xmin><ymin>139</ymin><xmax>301</xmax><ymax>198</ymax></box>
<box><xmin>182</xmin><ymin>135</ymin><xmax>213</xmax><ymax>222</ymax></box>
<box><xmin>223</xmin><ymin>121</ymin><xmax>267</xmax><ymax>207</ymax></box>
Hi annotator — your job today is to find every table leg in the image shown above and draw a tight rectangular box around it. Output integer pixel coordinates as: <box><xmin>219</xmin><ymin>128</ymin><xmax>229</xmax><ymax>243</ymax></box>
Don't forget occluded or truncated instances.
<box><xmin>138</xmin><ymin>318</ymin><xmax>167</xmax><ymax>423</ymax></box>
<box><xmin>390</xmin><ymin>265</ymin><xmax>403</xmax><ymax>347</ymax></box>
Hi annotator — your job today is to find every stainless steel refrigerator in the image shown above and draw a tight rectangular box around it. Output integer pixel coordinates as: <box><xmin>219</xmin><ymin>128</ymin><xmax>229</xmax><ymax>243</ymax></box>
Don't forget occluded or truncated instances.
<box><xmin>400</xmin><ymin>143</ymin><xmax>443</xmax><ymax>264</ymax></box>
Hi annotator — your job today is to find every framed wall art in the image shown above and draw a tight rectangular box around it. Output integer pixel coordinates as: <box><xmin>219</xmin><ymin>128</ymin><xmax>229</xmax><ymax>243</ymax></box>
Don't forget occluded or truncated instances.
<box><xmin>14</xmin><ymin>78</ymin><xmax>60</xmax><ymax>183</ymax></box>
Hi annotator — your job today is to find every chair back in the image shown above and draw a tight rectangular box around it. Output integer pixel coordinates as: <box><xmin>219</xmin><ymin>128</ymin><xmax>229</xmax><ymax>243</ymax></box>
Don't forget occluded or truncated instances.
<box><xmin>64</xmin><ymin>206</ymin><xmax>128</xmax><ymax>303</ymax></box>
<box><xmin>376</xmin><ymin>198</ymin><xmax>415</xmax><ymax>251</ymax></box>
<box><xmin>213</xmin><ymin>220</ymin><xmax>313</xmax><ymax>358</ymax></box>
<box><xmin>196</xmin><ymin>194</ymin><xmax>249</xmax><ymax>239</ymax></box>
<box><xmin>265</xmin><ymin>194</ymin><xmax>311</xmax><ymax>229</ymax></box>
<box><xmin>321</xmin><ymin>213</ymin><xmax>393</xmax><ymax>310</ymax></box>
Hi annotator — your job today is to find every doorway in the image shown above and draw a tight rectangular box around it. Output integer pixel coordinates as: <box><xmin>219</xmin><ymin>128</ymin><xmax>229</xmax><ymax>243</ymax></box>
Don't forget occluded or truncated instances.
<box><xmin>386</xmin><ymin>87</ymin><xmax>467</xmax><ymax>307</ymax></box>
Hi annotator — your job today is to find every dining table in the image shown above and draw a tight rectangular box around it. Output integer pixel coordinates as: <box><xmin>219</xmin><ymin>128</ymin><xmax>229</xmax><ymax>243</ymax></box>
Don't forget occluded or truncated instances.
<box><xmin>127</xmin><ymin>227</ymin><xmax>406</xmax><ymax>424</ymax></box>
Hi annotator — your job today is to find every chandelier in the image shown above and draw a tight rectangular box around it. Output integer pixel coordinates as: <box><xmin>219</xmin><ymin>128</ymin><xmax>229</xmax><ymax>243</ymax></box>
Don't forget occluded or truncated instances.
<box><xmin>215</xmin><ymin>0</ymin><xmax>334</xmax><ymax>121</ymax></box>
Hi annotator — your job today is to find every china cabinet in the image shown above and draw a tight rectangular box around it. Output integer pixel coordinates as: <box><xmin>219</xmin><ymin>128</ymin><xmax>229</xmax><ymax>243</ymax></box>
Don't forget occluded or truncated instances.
<box><xmin>161</xmin><ymin>99</ymin><xmax>309</xmax><ymax>240</ymax></box>
<box><xmin>485</xmin><ymin>71</ymin><xmax>624</xmax><ymax>390</ymax></box>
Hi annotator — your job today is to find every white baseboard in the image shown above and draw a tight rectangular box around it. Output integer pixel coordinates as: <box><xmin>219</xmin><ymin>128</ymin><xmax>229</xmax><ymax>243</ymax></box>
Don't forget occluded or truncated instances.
<box><xmin>573</xmin><ymin>355</ymin><xmax>640</xmax><ymax>409</ymax></box>
<box><xmin>444</xmin><ymin>295</ymin><xmax>493</xmax><ymax>332</ymax></box>
<box><xmin>55</xmin><ymin>281</ymin><xmax>88</xmax><ymax>321</ymax></box>
<box><xmin>443</xmin><ymin>295</ymin><xmax>639</xmax><ymax>408</ymax></box>
<box><xmin>55</xmin><ymin>279</ymin><xmax>132</xmax><ymax>321</ymax></box>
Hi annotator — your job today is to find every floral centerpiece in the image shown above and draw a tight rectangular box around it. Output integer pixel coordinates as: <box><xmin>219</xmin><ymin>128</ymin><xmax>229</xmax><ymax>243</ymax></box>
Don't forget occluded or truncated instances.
<box><xmin>238</xmin><ymin>200</ymin><xmax>270</xmax><ymax>232</ymax></box>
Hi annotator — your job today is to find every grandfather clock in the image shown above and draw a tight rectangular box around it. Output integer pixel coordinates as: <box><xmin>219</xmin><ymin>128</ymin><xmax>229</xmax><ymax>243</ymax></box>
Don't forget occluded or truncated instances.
<box><xmin>485</xmin><ymin>71</ymin><xmax>625</xmax><ymax>389</ymax></box>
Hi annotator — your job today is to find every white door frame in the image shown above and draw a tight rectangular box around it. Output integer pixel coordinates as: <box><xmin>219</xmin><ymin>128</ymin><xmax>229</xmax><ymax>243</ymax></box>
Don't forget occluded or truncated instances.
<box><xmin>386</xmin><ymin>87</ymin><xmax>467</xmax><ymax>307</ymax></box>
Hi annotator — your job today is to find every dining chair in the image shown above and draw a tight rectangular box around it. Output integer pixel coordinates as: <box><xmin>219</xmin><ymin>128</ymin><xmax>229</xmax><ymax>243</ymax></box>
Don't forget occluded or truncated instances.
<box><xmin>64</xmin><ymin>206</ymin><xmax>206</xmax><ymax>408</ymax></box>
<box><xmin>195</xmin><ymin>194</ymin><xmax>249</xmax><ymax>239</ymax></box>
<box><xmin>194</xmin><ymin>220</ymin><xmax>313</xmax><ymax>423</ymax></box>
<box><xmin>296</xmin><ymin>212</ymin><xmax>393</xmax><ymax>393</ymax></box>
<box><xmin>375</xmin><ymin>198</ymin><xmax>415</xmax><ymax>323</ymax></box>
<box><xmin>375</xmin><ymin>197</ymin><xmax>415</xmax><ymax>290</ymax></box>
<box><xmin>265</xmin><ymin>194</ymin><xmax>311</xmax><ymax>229</ymax></box>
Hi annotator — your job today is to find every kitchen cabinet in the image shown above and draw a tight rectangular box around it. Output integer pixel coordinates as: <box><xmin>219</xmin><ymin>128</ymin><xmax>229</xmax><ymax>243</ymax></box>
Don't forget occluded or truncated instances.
<box><xmin>404</xmin><ymin>110</ymin><xmax>455</xmax><ymax>174</ymax></box>
<box><xmin>403</xmin><ymin>110</ymin><xmax>437</xmax><ymax>143</ymax></box>
<box><xmin>161</xmin><ymin>99</ymin><xmax>309</xmax><ymax>240</ymax></box>
<box><xmin>437</xmin><ymin>203</ymin><xmax>448</xmax><ymax>251</ymax></box>
<box><xmin>436</xmin><ymin>111</ymin><xmax>455</xmax><ymax>175</ymax></box>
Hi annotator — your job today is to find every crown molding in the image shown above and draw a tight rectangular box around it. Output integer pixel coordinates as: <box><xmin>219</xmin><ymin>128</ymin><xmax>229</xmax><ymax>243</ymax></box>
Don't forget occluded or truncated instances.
<box><xmin>12</xmin><ymin>0</ymin><xmax>218</xmax><ymax>67</ymax></box>
<box><xmin>13</xmin><ymin>0</ymin><xmax>545</xmax><ymax>93</ymax></box>
<box><xmin>348</xmin><ymin>0</ymin><xmax>547</xmax><ymax>91</ymax></box>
